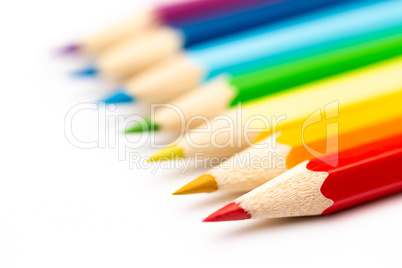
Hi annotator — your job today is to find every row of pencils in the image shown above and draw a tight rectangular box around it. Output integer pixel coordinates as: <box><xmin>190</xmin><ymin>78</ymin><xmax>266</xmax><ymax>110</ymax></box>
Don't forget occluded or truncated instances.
<box><xmin>62</xmin><ymin>0</ymin><xmax>402</xmax><ymax>222</ymax></box>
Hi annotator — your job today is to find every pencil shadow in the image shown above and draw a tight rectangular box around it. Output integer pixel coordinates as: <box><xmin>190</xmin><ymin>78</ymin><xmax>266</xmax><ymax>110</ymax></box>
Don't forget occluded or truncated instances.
<box><xmin>223</xmin><ymin>215</ymin><xmax>322</xmax><ymax>237</ymax></box>
<box><xmin>152</xmin><ymin>166</ymin><xmax>208</xmax><ymax>182</ymax></box>
<box><xmin>216</xmin><ymin>192</ymin><xmax>402</xmax><ymax>239</ymax></box>
<box><xmin>181</xmin><ymin>192</ymin><xmax>247</xmax><ymax>211</ymax></box>
<box><xmin>323</xmin><ymin>191</ymin><xmax>402</xmax><ymax>221</ymax></box>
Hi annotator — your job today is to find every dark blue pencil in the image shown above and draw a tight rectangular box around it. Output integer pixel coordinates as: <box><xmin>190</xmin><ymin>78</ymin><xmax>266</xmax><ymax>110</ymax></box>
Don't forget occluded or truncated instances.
<box><xmin>74</xmin><ymin>0</ymin><xmax>351</xmax><ymax>79</ymax></box>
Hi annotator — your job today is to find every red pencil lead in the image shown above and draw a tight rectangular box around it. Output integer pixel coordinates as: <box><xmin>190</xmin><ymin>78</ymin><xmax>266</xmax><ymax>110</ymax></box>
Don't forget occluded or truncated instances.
<box><xmin>203</xmin><ymin>202</ymin><xmax>251</xmax><ymax>222</ymax></box>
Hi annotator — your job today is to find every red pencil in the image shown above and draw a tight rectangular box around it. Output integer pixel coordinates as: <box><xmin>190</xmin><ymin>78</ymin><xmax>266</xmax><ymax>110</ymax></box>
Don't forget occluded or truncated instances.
<box><xmin>204</xmin><ymin>134</ymin><xmax>402</xmax><ymax>222</ymax></box>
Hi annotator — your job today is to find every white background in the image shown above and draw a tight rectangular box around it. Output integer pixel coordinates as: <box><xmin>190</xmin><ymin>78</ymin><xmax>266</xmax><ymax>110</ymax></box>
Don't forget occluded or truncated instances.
<box><xmin>1</xmin><ymin>0</ymin><xmax>401</xmax><ymax>267</ymax></box>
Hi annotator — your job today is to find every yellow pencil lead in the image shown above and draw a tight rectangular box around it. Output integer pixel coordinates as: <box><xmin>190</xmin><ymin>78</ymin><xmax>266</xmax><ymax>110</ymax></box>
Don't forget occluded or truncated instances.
<box><xmin>173</xmin><ymin>174</ymin><xmax>219</xmax><ymax>195</ymax></box>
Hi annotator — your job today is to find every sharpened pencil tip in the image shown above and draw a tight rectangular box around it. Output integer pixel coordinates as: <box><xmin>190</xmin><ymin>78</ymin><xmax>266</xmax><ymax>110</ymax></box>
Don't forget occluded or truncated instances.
<box><xmin>147</xmin><ymin>145</ymin><xmax>184</xmax><ymax>162</ymax></box>
<box><xmin>203</xmin><ymin>202</ymin><xmax>251</xmax><ymax>222</ymax></box>
<box><xmin>102</xmin><ymin>88</ymin><xmax>135</xmax><ymax>104</ymax></box>
<box><xmin>173</xmin><ymin>174</ymin><xmax>218</xmax><ymax>195</ymax></box>
<box><xmin>58</xmin><ymin>44</ymin><xmax>82</xmax><ymax>55</ymax></box>
<box><xmin>125</xmin><ymin>117</ymin><xmax>159</xmax><ymax>133</ymax></box>
<box><xmin>72</xmin><ymin>65</ymin><xmax>99</xmax><ymax>77</ymax></box>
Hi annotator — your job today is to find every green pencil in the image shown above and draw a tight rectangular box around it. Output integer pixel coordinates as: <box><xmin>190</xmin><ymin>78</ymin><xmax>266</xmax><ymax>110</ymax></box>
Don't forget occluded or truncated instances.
<box><xmin>126</xmin><ymin>27</ymin><xmax>402</xmax><ymax>133</ymax></box>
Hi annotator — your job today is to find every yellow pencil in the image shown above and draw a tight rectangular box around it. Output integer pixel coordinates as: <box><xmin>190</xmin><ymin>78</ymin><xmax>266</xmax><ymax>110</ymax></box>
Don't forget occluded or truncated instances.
<box><xmin>173</xmin><ymin>91</ymin><xmax>402</xmax><ymax>194</ymax></box>
<box><xmin>148</xmin><ymin>56</ymin><xmax>402</xmax><ymax>162</ymax></box>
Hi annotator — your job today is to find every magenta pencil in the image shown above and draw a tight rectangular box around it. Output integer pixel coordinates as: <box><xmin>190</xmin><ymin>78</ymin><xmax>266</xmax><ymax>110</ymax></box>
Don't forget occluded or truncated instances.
<box><xmin>157</xmin><ymin>0</ymin><xmax>278</xmax><ymax>25</ymax></box>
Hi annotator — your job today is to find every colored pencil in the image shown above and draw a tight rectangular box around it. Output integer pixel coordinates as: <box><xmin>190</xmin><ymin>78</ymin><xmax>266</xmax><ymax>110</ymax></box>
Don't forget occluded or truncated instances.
<box><xmin>75</xmin><ymin>0</ymin><xmax>351</xmax><ymax>79</ymax></box>
<box><xmin>146</xmin><ymin>56</ymin><xmax>402</xmax><ymax>162</ymax></box>
<box><xmin>106</xmin><ymin>0</ymin><xmax>402</xmax><ymax>102</ymax></box>
<box><xmin>125</xmin><ymin>29</ymin><xmax>402</xmax><ymax>133</ymax></box>
<box><xmin>60</xmin><ymin>0</ymin><xmax>276</xmax><ymax>56</ymax></box>
<box><xmin>204</xmin><ymin>134</ymin><xmax>402</xmax><ymax>222</ymax></box>
<box><xmin>173</xmin><ymin>99</ymin><xmax>402</xmax><ymax>195</ymax></box>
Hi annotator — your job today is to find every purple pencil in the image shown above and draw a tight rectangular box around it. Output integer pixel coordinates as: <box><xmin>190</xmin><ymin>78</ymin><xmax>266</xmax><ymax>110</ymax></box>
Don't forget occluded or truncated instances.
<box><xmin>59</xmin><ymin>0</ymin><xmax>276</xmax><ymax>56</ymax></box>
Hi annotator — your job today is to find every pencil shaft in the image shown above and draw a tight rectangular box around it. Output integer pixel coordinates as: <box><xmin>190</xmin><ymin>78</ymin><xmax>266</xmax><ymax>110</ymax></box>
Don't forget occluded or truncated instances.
<box><xmin>76</xmin><ymin>0</ymin><xmax>275</xmax><ymax>55</ymax></box>
<box><xmin>124</xmin><ymin>20</ymin><xmax>402</xmax><ymax>104</ymax></box>
<box><xmin>167</xmin><ymin>57</ymin><xmax>402</xmax><ymax>161</ymax></box>
<box><xmin>152</xmin><ymin>34</ymin><xmax>402</xmax><ymax>132</ymax></box>
<box><xmin>194</xmin><ymin>93</ymin><xmax>402</xmax><ymax>193</ymax></box>
<box><xmin>223</xmin><ymin>135</ymin><xmax>402</xmax><ymax>221</ymax></box>
<box><xmin>311</xmin><ymin>136</ymin><xmax>402</xmax><ymax>215</ymax></box>
<box><xmin>229</xmin><ymin>29</ymin><xmax>402</xmax><ymax>105</ymax></box>
<box><xmin>177</xmin><ymin>0</ymin><xmax>350</xmax><ymax>46</ymax></box>
<box><xmin>157</xmin><ymin>0</ymin><xmax>276</xmax><ymax>25</ymax></box>
<box><xmin>94</xmin><ymin>0</ymin><xmax>353</xmax><ymax>79</ymax></box>
<box><xmin>188</xmin><ymin>0</ymin><xmax>402</xmax><ymax>78</ymax></box>
<box><xmin>121</xmin><ymin>0</ymin><xmax>402</xmax><ymax>103</ymax></box>
<box><xmin>242</xmin><ymin>56</ymin><xmax>402</xmax><ymax>129</ymax></box>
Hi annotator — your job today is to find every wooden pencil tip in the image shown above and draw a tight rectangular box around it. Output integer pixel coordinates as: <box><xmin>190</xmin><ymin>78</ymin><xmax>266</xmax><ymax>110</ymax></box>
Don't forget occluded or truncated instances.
<box><xmin>173</xmin><ymin>174</ymin><xmax>218</xmax><ymax>195</ymax></box>
<box><xmin>147</xmin><ymin>144</ymin><xmax>184</xmax><ymax>162</ymax></box>
<box><xmin>125</xmin><ymin>117</ymin><xmax>159</xmax><ymax>134</ymax></box>
<box><xmin>203</xmin><ymin>202</ymin><xmax>251</xmax><ymax>222</ymax></box>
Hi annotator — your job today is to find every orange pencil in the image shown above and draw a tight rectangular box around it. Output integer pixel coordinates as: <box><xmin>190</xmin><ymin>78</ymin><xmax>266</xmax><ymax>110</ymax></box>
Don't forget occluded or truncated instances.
<box><xmin>204</xmin><ymin>134</ymin><xmax>402</xmax><ymax>222</ymax></box>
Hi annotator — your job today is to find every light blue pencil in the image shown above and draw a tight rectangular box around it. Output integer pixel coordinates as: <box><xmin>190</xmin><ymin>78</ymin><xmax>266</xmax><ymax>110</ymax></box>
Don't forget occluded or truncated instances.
<box><xmin>105</xmin><ymin>0</ymin><xmax>402</xmax><ymax>104</ymax></box>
